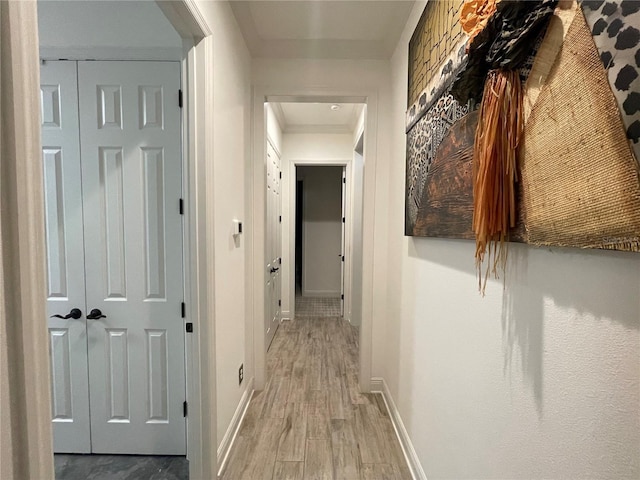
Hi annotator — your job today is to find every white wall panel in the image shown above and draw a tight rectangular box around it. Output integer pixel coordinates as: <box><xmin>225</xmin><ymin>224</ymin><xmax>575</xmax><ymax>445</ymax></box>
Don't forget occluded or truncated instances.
<box><xmin>97</xmin><ymin>86</ymin><xmax>123</xmax><ymax>129</ymax></box>
<box><xmin>49</xmin><ymin>329</ymin><xmax>72</xmax><ymax>421</ymax></box>
<box><xmin>99</xmin><ymin>147</ymin><xmax>127</xmax><ymax>299</ymax></box>
<box><xmin>142</xmin><ymin>147</ymin><xmax>166</xmax><ymax>300</ymax></box>
<box><xmin>41</xmin><ymin>85</ymin><xmax>61</xmax><ymax>128</ymax></box>
<box><xmin>139</xmin><ymin>86</ymin><xmax>164</xmax><ymax>129</ymax></box>
<box><xmin>146</xmin><ymin>329</ymin><xmax>168</xmax><ymax>423</ymax></box>
<box><xmin>106</xmin><ymin>329</ymin><xmax>130</xmax><ymax>423</ymax></box>
<box><xmin>43</xmin><ymin>148</ymin><xmax>67</xmax><ymax>299</ymax></box>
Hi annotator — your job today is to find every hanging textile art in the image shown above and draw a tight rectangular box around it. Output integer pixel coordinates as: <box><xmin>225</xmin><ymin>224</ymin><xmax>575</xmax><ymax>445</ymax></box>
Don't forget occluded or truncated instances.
<box><xmin>581</xmin><ymin>0</ymin><xmax>640</xmax><ymax>162</ymax></box>
<box><xmin>406</xmin><ymin>0</ymin><xmax>470</xmax><ymax>235</ymax></box>
<box><xmin>404</xmin><ymin>0</ymin><xmax>640</xmax><ymax>283</ymax></box>
<box><xmin>519</xmin><ymin>7</ymin><xmax>640</xmax><ymax>251</ymax></box>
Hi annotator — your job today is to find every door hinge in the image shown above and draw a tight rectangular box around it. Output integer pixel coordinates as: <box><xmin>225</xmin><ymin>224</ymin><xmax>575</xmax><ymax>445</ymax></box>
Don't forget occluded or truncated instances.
<box><xmin>342</xmin><ymin>217</ymin><xmax>345</xmax><ymax>223</ymax></box>
<box><xmin>278</xmin><ymin>257</ymin><xmax>282</xmax><ymax>265</ymax></box>
<box><xmin>183</xmin><ymin>401</ymin><xmax>188</xmax><ymax>417</ymax></box>
<box><xmin>181</xmin><ymin>302</ymin><xmax>186</xmax><ymax>318</ymax></box>
<box><xmin>279</xmin><ymin>172</ymin><xmax>282</xmax><ymax>179</ymax></box>
<box><xmin>179</xmin><ymin>198</ymin><xmax>184</xmax><ymax>215</ymax></box>
<box><xmin>343</xmin><ymin>178</ymin><xmax>346</xmax><ymax>184</ymax></box>
<box><xmin>279</xmin><ymin>215</ymin><xmax>282</xmax><ymax>223</ymax></box>
<box><xmin>178</xmin><ymin>89</ymin><xmax>183</xmax><ymax>108</ymax></box>
<box><xmin>342</xmin><ymin>255</ymin><xmax>345</xmax><ymax>262</ymax></box>
<box><xmin>278</xmin><ymin>299</ymin><xmax>281</xmax><ymax>307</ymax></box>
<box><xmin>185</xmin><ymin>322</ymin><xmax>193</xmax><ymax>333</ymax></box>
<box><xmin>341</xmin><ymin>294</ymin><xmax>344</xmax><ymax>300</ymax></box>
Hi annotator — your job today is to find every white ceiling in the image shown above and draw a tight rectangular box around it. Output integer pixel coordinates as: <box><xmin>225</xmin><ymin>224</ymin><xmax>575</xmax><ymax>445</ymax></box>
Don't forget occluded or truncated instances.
<box><xmin>230</xmin><ymin>1</ymin><xmax>415</xmax><ymax>59</ymax></box>
<box><xmin>273</xmin><ymin>102</ymin><xmax>363</xmax><ymax>133</ymax></box>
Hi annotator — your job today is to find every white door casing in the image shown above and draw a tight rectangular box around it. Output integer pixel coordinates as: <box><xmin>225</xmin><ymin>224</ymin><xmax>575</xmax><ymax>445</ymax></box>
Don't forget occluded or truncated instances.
<box><xmin>19</xmin><ymin>6</ymin><xmax>215</xmax><ymax>475</ymax></box>
<box><xmin>340</xmin><ymin>167</ymin><xmax>346</xmax><ymax>317</ymax></box>
<box><xmin>77</xmin><ymin>61</ymin><xmax>185</xmax><ymax>455</ymax></box>
<box><xmin>42</xmin><ymin>61</ymin><xmax>92</xmax><ymax>454</ymax></box>
<box><xmin>265</xmin><ymin>141</ymin><xmax>281</xmax><ymax>351</ymax></box>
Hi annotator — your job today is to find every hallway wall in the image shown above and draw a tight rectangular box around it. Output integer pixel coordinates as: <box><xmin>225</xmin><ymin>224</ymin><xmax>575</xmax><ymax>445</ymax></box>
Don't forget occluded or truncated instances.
<box><xmin>385</xmin><ymin>2</ymin><xmax>640</xmax><ymax>479</ymax></box>
<box><xmin>298</xmin><ymin>166</ymin><xmax>343</xmax><ymax>297</ymax></box>
<box><xmin>193</xmin><ymin>1</ymin><xmax>253</xmax><ymax>450</ymax></box>
<box><xmin>266</xmin><ymin>104</ymin><xmax>283</xmax><ymax>155</ymax></box>
<box><xmin>37</xmin><ymin>1</ymin><xmax>182</xmax><ymax>57</ymax></box>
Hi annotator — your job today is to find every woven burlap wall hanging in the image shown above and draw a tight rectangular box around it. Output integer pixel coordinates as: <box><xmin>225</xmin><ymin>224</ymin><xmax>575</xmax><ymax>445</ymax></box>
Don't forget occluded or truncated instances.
<box><xmin>404</xmin><ymin>0</ymin><xmax>640</xmax><ymax>291</ymax></box>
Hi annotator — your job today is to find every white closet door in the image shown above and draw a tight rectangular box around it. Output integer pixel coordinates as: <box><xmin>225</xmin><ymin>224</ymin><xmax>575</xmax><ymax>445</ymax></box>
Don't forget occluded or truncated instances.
<box><xmin>265</xmin><ymin>142</ymin><xmax>281</xmax><ymax>350</ymax></box>
<box><xmin>340</xmin><ymin>167</ymin><xmax>346</xmax><ymax>317</ymax></box>
<box><xmin>78</xmin><ymin>61</ymin><xmax>185</xmax><ymax>455</ymax></box>
<box><xmin>41</xmin><ymin>61</ymin><xmax>92</xmax><ymax>453</ymax></box>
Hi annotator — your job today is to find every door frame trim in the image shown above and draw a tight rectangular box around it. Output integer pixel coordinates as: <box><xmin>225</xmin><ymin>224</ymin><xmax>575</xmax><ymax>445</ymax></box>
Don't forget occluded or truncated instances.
<box><xmin>160</xmin><ymin>3</ymin><xmax>216</xmax><ymax>477</ymax></box>
<box><xmin>252</xmin><ymin>89</ymin><xmax>377</xmax><ymax>394</ymax></box>
<box><xmin>287</xmin><ymin>160</ymin><xmax>354</xmax><ymax>323</ymax></box>
<box><xmin>18</xmin><ymin>2</ymin><xmax>216</xmax><ymax>478</ymax></box>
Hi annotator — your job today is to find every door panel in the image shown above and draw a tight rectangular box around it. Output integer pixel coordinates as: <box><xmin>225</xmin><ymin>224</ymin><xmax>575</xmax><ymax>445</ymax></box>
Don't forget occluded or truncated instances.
<box><xmin>41</xmin><ymin>61</ymin><xmax>92</xmax><ymax>453</ymax></box>
<box><xmin>340</xmin><ymin>168</ymin><xmax>346</xmax><ymax>317</ymax></box>
<box><xmin>266</xmin><ymin>142</ymin><xmax>281</xmax><ymax>350</ymax></box>
<box><xmin>78</xmin><ymin>61</ymin><xmax>185</xmax><ymax>455</ymax></box>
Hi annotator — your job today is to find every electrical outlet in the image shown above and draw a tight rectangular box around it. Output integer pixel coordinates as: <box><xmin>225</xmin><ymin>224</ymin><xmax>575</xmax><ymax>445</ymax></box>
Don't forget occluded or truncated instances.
<box><xmin>238</xmin><ymin>364</ymin><xmax>243</xmax><ymax>385</ymax></box>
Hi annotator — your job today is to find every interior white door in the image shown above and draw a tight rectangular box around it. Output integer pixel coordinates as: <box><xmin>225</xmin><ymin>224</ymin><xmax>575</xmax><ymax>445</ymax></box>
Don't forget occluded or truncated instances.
<box><xmin>41</xmin><ymin>61</ymin><xmax>92</xmax><ymax>453</ymax></box>
<box><xmin>265</xmin><ymin>142</ymin><xmax>281</xmax><ymax>350</ymax></box>
<box><xmin>78</xmin><ymin>61</ymin><xmax>185</xmax><ymax>454</ymax></box>
<box><xmin>340</xmin><ymin>167</ymin><xmax>346</xmax><ymax>317</ymax></box>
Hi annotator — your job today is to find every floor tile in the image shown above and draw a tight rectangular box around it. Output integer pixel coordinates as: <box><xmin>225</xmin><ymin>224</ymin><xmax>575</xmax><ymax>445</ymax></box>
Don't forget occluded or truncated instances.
<box><xmin>219</xmin><ymin>298</ymin><xmax>411</xmax><ymax>480</ymax></box>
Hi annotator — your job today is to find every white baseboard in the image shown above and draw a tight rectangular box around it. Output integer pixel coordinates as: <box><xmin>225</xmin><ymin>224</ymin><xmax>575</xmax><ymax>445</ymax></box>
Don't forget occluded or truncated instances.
<box><xmin>371</xmin><ymin>377</ymin><xmax>427</xmax><ymax>480</ymax></box>
<box><xmin>370</xmin><ymin>377</ymin><xmax>384</xmax><ymax>391</ymax></box>
<box><xmin>281</xmin><ymin>310</ymin><xmax>291</xmax><ymax>321</ymax></box>
<box><xmin>217</xmin><ymin>377</ymin><xmax>254</xmax><ymax>476</ymax></box>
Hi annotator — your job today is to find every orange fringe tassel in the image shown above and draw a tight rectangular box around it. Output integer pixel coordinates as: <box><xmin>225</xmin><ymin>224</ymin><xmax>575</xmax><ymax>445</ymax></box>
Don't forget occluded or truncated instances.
<box><xmin>473</xmin><ymin>69</ymin><xmax>523</xmax><ymax>294</ymax></box>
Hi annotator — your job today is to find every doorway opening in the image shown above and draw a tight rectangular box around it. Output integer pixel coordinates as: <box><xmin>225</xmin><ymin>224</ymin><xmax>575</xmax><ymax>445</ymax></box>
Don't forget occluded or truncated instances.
<box><xmin>36</xmin><ymin>1</ymin><xmax>205</xmax><ymax>478</ymax></box>
<box><xmin>294</xmin><ymin>165</ymin><xmax>345</xmax><ymax>317</ymax></box>
<box><xmin>261</xmin><ymin>100</ymin><xmax>366</xmax><ymax>377</ymax></box>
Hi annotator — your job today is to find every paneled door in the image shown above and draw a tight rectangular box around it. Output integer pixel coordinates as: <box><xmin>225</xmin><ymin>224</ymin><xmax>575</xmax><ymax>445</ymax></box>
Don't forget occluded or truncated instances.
<box><xmin>42</xmin><ymin>61</ymin><xmax>92</xmax><ymax>453</ymax></box>
<box><xmin>340</xmin><ymin>167</ymin><xmax>346</xmax><ymax>317</ymax></box>
<box><xmin>78</xmin><ymin>61</ymin><xmax>185</xmax><ymax>454</ymax></box>
<box><xmin>265</xmin><ymin>141</ymin><xmax>281</xmax><ymax>350</ymax></box>
<box><xmin>41</xmin><ymin>61</ymin><xmax>185</xmax><ymax>455</ymax></box>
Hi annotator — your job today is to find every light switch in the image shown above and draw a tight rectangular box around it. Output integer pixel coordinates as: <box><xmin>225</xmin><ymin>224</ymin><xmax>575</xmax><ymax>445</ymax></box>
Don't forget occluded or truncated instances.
<box><xmin>233</xmin><ymin>219</ymin><xmax>243</xmax><ymax>235</ymax></box>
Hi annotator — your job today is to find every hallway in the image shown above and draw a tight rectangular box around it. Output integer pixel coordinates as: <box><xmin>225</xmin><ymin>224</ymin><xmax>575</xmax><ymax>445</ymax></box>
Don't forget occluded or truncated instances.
<box><xmin>220</xmin><ymin>305</ymin><xmax>411</xmax><ymax>479</ymax></box>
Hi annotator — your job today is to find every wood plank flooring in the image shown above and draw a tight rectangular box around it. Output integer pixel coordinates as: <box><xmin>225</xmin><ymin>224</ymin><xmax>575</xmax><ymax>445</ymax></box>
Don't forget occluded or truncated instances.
<box><xmin>219</xmin><ymin>306</ymin><xmax>412</xmax><ymax>480</ymax></box>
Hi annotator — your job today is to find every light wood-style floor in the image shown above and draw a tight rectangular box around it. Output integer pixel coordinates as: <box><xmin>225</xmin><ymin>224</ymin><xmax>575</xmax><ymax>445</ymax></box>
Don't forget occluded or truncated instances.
<box><xmin>219</xmin><ymin>308</ymin><xmax>412</xmax><ymax>480</ymax></box>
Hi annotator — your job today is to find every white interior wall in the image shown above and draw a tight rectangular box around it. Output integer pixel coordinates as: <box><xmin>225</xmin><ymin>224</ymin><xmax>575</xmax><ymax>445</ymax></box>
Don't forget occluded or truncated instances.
<box><xmin>280</xmin><ymin>132</ymin><xmax>354</xmax><ymax>317</ymax></box>
<box><xmin>349</xmin><ymin>109</ymin><xmax>366</xmax><ymax>327</ymax></box>
<box><xmin>299</xmin><ymin>166</ymin><xmax>343</xmax><ymax>297</ymax></box>
<box><xmin>190</xmin><ymin>1</ymin><xmax>252</xmax><ymax>450</ymax></box>
<box><xmin>350</xmin><ymin>132</ymin><xmax>364</xmax><ymax>328</ymax></box>
<box><xmin>37</xmin><ymin>1</ymin><xmax>182</xmax><ymax>57</ymax></box>
<box><xmin>266</xmin><ymin>104</ymin><xmax>283</xmax><ymax>155</ymax></box>
<box><xmin>385</xmin><ymin>2</ymin><xmax>640</xmax><ymax>479</ymax></box>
